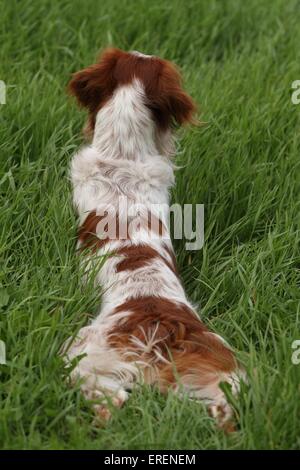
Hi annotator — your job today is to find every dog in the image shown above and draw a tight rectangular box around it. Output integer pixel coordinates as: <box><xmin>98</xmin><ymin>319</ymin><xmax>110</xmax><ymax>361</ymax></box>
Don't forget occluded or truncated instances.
<box><xmin>64</xmin><ymin>48</ymin><xmax>243</xmax><ymax>430</ymax></box>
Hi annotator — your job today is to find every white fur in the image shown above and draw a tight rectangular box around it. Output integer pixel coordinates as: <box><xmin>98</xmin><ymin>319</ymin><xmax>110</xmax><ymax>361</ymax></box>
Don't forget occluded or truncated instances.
<box><xmin>64</xmin><ymin>78</ymin><xmax>242</xmax><ymax>422</ymax></box>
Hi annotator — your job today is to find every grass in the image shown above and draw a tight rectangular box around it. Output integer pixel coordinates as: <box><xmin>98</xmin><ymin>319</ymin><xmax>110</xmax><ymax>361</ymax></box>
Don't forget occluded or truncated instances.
<box><xmin>0</xmin><ymin>0</ymin><xmax>300</xmax><ymax>450</ymax></box>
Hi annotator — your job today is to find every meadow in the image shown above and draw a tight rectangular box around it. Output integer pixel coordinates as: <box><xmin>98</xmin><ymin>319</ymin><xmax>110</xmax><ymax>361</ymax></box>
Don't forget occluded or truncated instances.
<box><xmin>0</xmin><ymin>0</ymin><xmax>300</xmax><ymax>449</ymax></box>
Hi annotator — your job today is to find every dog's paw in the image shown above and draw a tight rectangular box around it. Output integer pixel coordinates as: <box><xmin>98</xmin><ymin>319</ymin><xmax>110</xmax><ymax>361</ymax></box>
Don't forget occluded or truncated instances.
<box><xmin>92</xmin><ymin>389</ymin><xmax>129</xmax><ymax>426</ymax></box>
<box><xmin>208</xmin><ymin>399</ymin><xmax>236</xmax><ymax>433</ymax></box>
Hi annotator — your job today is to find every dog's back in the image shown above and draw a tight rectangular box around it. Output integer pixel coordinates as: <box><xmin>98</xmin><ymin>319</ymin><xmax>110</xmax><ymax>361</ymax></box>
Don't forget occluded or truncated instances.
<box><xmin>64</xmin><ymin>48</ymin><xmax>244</xmax><ymax>430</ymax></box>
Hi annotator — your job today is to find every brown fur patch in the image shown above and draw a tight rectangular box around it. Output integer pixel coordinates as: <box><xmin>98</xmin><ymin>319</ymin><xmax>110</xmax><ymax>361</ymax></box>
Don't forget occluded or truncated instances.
<box><xmin>114</xmin><ymin>244</ymin><xmax>178</xmax><ymax>275</ymax></box>
<box><xmin>78</xmin><ymin>211</ymin><xmax>108</xmax><ymax>250</ymax></box>
<box><xmin>78</xmin><ymin>211</ymin><xmax>126</xmax><ymax>251</ymax></box>
<box><xmin>78</xmin><ymin>210</ymin><xmax>167</xmax><ymax>252</ymax></box>
<box><xmin>115</xmin><ymin>245</ymin><xmax>158</xmax><ymax>272</ymax></box>
<box><xmin>108</xmin><ymin>296</ymin><xmax>237</xmax><ymax>387</ymax></box>
<box><xmin>68</xmin><ymin>48</ymin><xmax>197</xmax><ymax>133</ymax></box>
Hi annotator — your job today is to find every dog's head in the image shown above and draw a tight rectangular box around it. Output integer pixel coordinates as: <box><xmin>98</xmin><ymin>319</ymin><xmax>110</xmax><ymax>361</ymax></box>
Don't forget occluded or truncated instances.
<box><xmin>68</xmin><ymin>48</ymin><xmax>196</xmax><ymax>138</ymax></box>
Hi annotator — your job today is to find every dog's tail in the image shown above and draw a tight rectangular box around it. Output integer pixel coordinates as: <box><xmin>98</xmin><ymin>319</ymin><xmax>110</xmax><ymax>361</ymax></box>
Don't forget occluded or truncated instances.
<box><xmin>108</xmin><ymin>297</ymin><xmax>245</xmax><ymax>431</ymax></box>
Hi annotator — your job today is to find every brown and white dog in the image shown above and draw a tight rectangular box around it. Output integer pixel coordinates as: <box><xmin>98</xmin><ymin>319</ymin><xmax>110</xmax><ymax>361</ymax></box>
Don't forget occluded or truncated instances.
<box><xmin>64</xmin><ymin>48</ymin><xmax>243</xmax><ymax>430</ymax></box>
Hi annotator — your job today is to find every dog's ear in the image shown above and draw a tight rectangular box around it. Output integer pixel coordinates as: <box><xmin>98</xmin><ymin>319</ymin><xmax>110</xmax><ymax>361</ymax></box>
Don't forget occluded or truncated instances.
<box><xmin>146</xmin><ymin>60</ymin><xmax>197</xmax><ymax>130</ymax></box>
<box><xmin>68</xmin><ymin>48</ymin><xmax>123</xmax><ymax>112</ymax></box>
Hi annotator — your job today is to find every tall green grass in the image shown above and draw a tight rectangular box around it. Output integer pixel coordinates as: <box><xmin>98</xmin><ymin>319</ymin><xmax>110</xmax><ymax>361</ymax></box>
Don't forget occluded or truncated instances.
<box><xmin>0</xmin><ymin>0</ymin><xmax>299</xmax><ymax>449</ymax></box>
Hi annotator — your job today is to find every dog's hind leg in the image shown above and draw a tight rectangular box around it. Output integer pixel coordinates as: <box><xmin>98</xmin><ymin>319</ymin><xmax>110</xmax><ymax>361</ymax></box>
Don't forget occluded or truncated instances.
<box><xmin>62</xmin><ymin>324</ymin><xmax>138</xmax><ymax>422</ymax></box>
<box><xmin>154</xmin><ymin>345</ymin><xmax>244</xmax><ymax>432</ymax></box>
